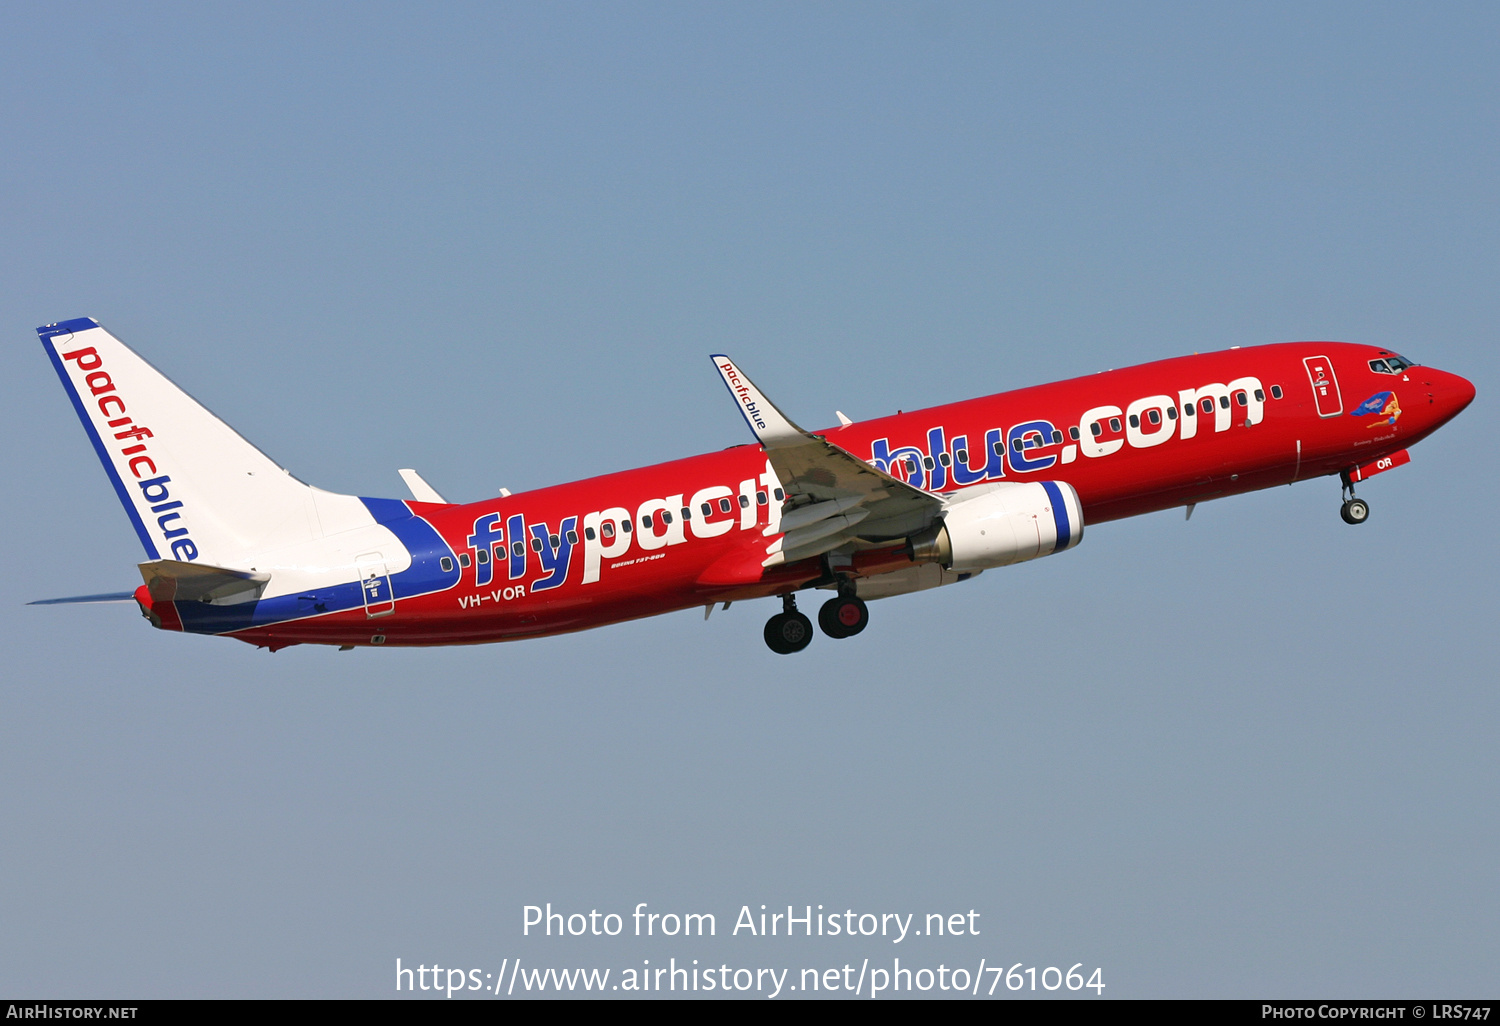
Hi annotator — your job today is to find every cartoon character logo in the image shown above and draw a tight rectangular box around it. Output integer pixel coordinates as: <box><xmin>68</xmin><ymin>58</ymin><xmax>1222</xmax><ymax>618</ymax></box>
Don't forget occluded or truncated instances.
<box><xmin>1351</xmin><ymin>390</ymin><xmax>1401</xmax><ymax>428</ymax></box>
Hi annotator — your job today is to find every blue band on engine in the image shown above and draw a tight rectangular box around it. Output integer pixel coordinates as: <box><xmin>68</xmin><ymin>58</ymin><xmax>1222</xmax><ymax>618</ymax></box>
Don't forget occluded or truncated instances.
<box><xmin>1040</xmin><ymin>480</ymin><xmax>1070</xmax><ymax>552</ymax></box>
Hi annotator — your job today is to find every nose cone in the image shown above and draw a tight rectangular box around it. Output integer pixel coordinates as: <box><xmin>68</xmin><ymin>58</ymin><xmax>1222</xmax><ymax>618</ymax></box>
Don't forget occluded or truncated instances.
<box><xmin>1426</xmin><ymin>367</ymin><xmax>1476</xmax><ymax>422</ymax></box>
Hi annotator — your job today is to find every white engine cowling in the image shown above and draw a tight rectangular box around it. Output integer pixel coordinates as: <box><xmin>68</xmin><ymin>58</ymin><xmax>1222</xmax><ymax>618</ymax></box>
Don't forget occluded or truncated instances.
<box><xmin>908</xmin><ymin>481</ymin><xmax>1084</xmax><ymax>571</ymax></box>
<box><xmin>852</xmin><ymin>563</ymin><xmax>979</xmax><ymax>601</ymax></box>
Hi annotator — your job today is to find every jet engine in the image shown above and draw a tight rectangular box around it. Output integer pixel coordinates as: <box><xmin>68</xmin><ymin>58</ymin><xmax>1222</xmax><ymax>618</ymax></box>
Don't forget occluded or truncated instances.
<box><xmin>907</xmin><ymin>481</ymin><xmax>1083</xmax><ymax>572</ymax></box>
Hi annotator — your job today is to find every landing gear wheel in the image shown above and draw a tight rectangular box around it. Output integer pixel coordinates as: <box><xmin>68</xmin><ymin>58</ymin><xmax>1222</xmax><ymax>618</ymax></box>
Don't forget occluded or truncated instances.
<box><xmin>818</xmin><ymin>594</ymin><xmax>869</xmax><ymax>639</ymax></box>
<box><xmin>764</xmin><ymin>611</ymin><xmax>814</xmax><ymax>654</ymax></box>
<box><xmin>1340</xmin><ymin>498</ymin><xmax>1370</xmax><ymax>525</ymax></box>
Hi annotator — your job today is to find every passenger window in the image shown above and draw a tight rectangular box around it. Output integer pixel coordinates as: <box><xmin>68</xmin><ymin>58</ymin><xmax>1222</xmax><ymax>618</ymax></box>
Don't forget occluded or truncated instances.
<box><xmin>719</xmin><ymin>498</ymin><xmax>733</xmax><ymax>513</ymax></box>
<box><xmin>620</xmin><ymin>519</ymin><xmax>631</xmax><ymax>533</ymax></box>
<box><xmin>1201</xmin><ymin>398</ymin><xmax>1214</xmax><ymax>414</ymax></box>
<box><xmin>440</xmin><ymin>556</ymin><xmax>454</xmax><ymax>572</ymax></box>
<box><xmin>1254</xmin><ymin>388</ymin><xmax>1265</xmax><ymax>402</ymax></box>
<box><xmin>739</xmin><ymin>494</ymin><xmax>750</xmax><ymax>508</ymax></box>
<box><xmin>955</xmin><ymin>448</ymin><xmax>968</xmax><ymax>462</ymax></box>
<box><xmin>1147</xmin><ymin>409</ymin><xmax>1161</xmax><ymax>425</ymax></box>
<box><xmin>992</xmin><ymin>440</ymin><xmax>1005</xmax><ymax>456</ymax></box>
<box><xmin>773</xmin><ymin>488</ymin><xmax>784</xmax><ymax>501</ymax></box>
<box><xmin>585</xmin><ymin>527</ymin><xmax>597</xmax><ymax>541</ymax></box>
<box><xmin>512</xmin><ymin>541</ymin><xmax>525</xmax><ymax>556</ymax></box>
<box><xmin>662</xmin><ymin>511</ymin><xmax>673</xmax><ymax>524</ymax></box>
<box><xmin>458</xmin><ymin>553</ymin><xmax>471</xmax><ymax>567</ymax></box>
<box><xmin>566</xmin><ymin>530</ymin><xmax>578</xmax><ymax>545</ymax></box>
<box><xmin>549</xmin><ymin>534</ymin><xmax>560</xmax><ymax>548</ymax></box>
<box><xmin>923</xmin><ymin>456</ymin><xmax>935</xmax><ymax>469</ymax></box>
<box><xmin>476</xmin><ymin>549</ymin><xmax>489</xmax><ymax>564</ymax></box>
<box><xmin>601</xmin><ymin>522</ymin><xmax>614</xmax><ymax>539</ymax></box>
<box><xmin>938</xmin><ymin>453</ymin><xmax>951</xmax><ymax>467</ymax></box>
<box><xmin>1109</xmin><ymin>417</ymin><xmax>1122</xmax><ymax>432</ymax></box>
<box><xmin>1090</xmin><ymin>422</ymin><xmax>1102</xmax><ymax>437</ymax></box>
<box><xmin>1069</xmin><ymin>426</ymin><xmax>1080</xmax><ymax>440</ymax></box>
<box><xmin>755</xmin><ymin>491</ymin><xmax>766</xmax><ymax>505</ymax></box>
<box><xmin>701</xmin><ymin>503</ymin><xmax>712</xmax><ymax>517</ymax></box>
<box><xmin>906</xmin><ymin>458</ymin><xmax>919</xmax><ymax>472</ymax></box>
<box><xmin>1128</xmin><ymin>414</ymin><xmax>1140</xmax><ymax>428</ymax></box>
<box><xmin>681</xmin><ymin>507</ymin><xmax>691</xmax><ymax>520</ymax></box>
<box><xmin>1011</xmin><ymin>438</ymin><xmax>1023</xmax><ymax>452</ymax></box>
<box><xmin>1270</xmin><ymin>385</ymin><xmax>1283</xmax><ymax>399</ymax></box>
<box><xmin>1166</xmin><ymin>407</ymin><xmax>1177</xmax><ymax>421</ymax></box>
<box><xmin>531</xmin><ymin>537</ymin><xmax>544</xmax><ymax>551</ymax></box>
<box><xmin>1219</xmin><ymin>396</ymin><xmax>1230</xmax><ymax>409</ymax></box>
<box><xmin>641</xmin><ymin>515</ymin><xmax>652</xmax><ymax>528</ymax></box>
<box><xmin>1184</xmin><ymin>403</ymin><xmax>1195</xmax><ymax>416</ymax></box>
<box><xmin>1234</xmin><ymin>391</ymin><xmax>1247</xmax><ymax>406</ymax></box>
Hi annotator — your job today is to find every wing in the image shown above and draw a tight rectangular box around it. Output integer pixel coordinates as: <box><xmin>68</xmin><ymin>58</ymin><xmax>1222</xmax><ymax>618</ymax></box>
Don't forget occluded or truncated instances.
<box><xmin>710</xmin><ymin>355</ymin><xmax>942</xmax><ymax>567</ymax></box>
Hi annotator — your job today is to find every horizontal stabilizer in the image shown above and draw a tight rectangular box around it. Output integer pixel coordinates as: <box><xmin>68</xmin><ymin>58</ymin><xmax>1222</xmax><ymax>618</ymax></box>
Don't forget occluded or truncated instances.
<box><xmin>398</xmin><ymin>469</ymin><xmax>448</xmax><ymax>504</ymax></box>
<box><xmin>138</xmin><ymin>559</ymin><xmax>270</xmax><ymax>606</ymax></box>
<box><xmin>27</xmin><ymin>592</ymin><xmax>136</xmax><ymax>605</ymax></box>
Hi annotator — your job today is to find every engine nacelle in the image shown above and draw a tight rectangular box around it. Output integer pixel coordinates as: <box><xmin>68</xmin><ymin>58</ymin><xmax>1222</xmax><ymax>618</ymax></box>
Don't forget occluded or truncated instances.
<box><xmin>908</xmin><ymin>481</ymin><xmax>1084</xmax><ymax>571</ymax></box>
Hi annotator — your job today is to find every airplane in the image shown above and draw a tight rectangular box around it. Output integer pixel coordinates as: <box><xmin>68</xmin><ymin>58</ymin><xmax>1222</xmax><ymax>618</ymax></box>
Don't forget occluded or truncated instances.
<box><xmin>32</xmin><ymin>317</ymin><xmax>1474</xmax><ymax>654</ymax></box>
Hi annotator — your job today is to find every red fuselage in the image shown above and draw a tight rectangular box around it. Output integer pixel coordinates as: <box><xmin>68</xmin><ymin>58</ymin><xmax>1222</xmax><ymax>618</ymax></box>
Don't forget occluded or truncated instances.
<box><xmin>229</xmin><ymin>342</ymin><xmax>1474</xmax><ymax>649</ymax></box>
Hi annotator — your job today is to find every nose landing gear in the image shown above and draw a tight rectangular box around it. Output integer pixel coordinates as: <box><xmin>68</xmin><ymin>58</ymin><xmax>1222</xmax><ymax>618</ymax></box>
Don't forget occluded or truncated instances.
<box><xmin>1340</xmin><ymin>498</ymin><xmax>1370</xmax><ymax>524</ymax></box>
<box><xmin>763</xmin><ymin>593</ymin><xmax>814</xmax><ymax>654</ymax></box>
<box><xmin>1339</xmin><ymin>471</ymin><xmax>1370</xmax><ymax>525</ymax></box>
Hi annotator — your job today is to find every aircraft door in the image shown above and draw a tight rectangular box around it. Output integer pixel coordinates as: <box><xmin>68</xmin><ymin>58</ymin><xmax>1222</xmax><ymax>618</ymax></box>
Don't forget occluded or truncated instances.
<box><xmin>1303</xmin><ymin>355</ymin><xmax>1343</xmax><ymax>417</ymax></box>
<box><xmin>357</xmin><ymin>553</ymin><xmax>395</xmax><ymax>617</ymax></box>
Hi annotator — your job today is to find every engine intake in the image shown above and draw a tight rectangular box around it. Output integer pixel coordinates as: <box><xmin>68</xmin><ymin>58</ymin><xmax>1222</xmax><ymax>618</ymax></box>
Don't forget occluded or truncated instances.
<box><xmin>908</xmin><ymin>481</ymin><xmax>1083</xmax><ymax>571</ymax></box>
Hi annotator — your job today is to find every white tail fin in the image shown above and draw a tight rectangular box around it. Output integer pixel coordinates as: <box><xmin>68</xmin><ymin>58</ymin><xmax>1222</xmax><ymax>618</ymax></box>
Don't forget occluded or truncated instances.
<box><xmin>39</xmin><ymin>318</ymin><xmax>340</xmax><ymax>567</ymax></box>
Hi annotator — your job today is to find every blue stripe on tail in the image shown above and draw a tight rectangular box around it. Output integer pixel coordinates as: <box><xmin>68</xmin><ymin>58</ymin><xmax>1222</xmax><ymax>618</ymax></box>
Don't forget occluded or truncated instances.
<box><xmin>38</xmin><ymin>321</ymin><xmax>161</xmax><ymax>559</ymax></box>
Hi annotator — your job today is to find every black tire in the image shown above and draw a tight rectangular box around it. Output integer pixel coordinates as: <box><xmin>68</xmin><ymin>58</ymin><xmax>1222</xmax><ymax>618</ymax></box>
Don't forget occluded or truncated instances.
<box><xmin>764</xmin><ymin>611</ymin><xmax>814</xmax><ymax>654</ymax></box>
<box><xmin>819</xmin><ymin>595</ymin><xmax>869</xmax><ymax>638</ymax></box>
<box><xmin>1340</xmin><ymin>498</ymin><xmax>1370</xmax><ymax>525</ymax></box>
<box><xmin>818</xmin><ymin>599</ymin><xmax>849</xmax><ymax>639</ymax></box>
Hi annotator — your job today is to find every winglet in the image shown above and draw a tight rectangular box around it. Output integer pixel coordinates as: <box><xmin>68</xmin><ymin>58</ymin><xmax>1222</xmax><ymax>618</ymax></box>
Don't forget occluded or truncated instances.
<box><xmin>710</xmin><ymin>355</ymin><xmax>808</xmax><ymax>449</ymax></box>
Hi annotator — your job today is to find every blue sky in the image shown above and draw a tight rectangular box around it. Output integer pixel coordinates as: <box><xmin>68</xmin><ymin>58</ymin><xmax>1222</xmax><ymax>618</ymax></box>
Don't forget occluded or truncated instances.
<box><xmin>2</xmin><ymin>2</ymin><xmax>1495</xmax><ymax>997</ymax></box>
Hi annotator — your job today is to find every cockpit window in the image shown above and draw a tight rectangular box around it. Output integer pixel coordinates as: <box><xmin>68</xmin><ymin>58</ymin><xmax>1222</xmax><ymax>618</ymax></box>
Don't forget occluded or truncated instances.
<box><xmin>1371</xmin><ymin>354</ymin><xmax>1416</xmax><ymax>374</ymax></box>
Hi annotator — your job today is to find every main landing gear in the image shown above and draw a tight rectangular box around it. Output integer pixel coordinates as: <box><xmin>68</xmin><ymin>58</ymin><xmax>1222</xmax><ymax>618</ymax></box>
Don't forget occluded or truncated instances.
<box><xmin>763</xmin><ymin>588</ymin><xmax>871</xmax><ymax>653</ymax></box>
<box><xmin>1339</xmin><ymin>471</ymin><xmax>1370</xmax><ymax>526</ymax></box>
<box><xmin>764</xmin><ymin>594</ymin><xmax>814</xmax><ymax>655</ymax></box>
<box><xmin>818</xmin><ymin>590</ymin><xmax>869</xmax><ymax>640</ymax></box>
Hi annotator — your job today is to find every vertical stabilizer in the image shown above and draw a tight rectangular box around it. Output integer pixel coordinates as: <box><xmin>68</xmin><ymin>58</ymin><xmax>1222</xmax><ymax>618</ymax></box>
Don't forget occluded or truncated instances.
<box><xmin>38</xmin><ymin>318</ymin><xmax>329</xmax><ymax>566</ymax></box>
